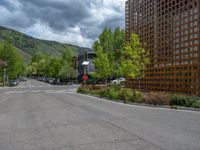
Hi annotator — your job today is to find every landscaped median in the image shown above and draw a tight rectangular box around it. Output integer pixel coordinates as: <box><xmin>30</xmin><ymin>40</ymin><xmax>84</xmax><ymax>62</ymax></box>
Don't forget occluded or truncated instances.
<box><xmin>77</xmin><ymin>85</ymin><xmax>200</xmax><ymax>110</ymax></box>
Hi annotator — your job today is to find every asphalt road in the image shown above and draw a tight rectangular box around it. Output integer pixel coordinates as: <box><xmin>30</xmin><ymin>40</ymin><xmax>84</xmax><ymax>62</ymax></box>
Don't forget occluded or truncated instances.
<box><xmin>0</xmin><ymin>80</ymin><xmax>200</xmax><ymax>150</ymax></box>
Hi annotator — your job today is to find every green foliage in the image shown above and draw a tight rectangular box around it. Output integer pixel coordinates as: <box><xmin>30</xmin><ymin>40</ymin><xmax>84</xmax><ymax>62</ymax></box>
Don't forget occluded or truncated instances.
<box><xmin>77</xmin><ymin>85</ymin><xmax>144</xmax><ymax>103</ymax></box>
<box><xmin>121</xmin><ymin>33</ymin><xmax>150</xmax><ymax>78</ymax></box>
<box><xmin>191</xmin><ymin>101</ymin><xmax>200</xmax><ymax>109</ymax></box>
<box><xmin>92</xmin><ymin>27</ymin><xmax>125</xmax><ymax>79</ymax></box>
<box><xmin>26</xmin><ymin>49</ymin><xmax>75</xmax><ymax>79</ymax></box>
<box><xmin>118</xmin><ymin>88</ymin><xmax>134</xmax><ymax>102</ymax></box>
<box><xmin>92</xmin><ymin>46</ymin><xmax>111</xmax><ymax>83</ymax></box>
<box><xmin>77</xmin><ymin>87</ymin><xmax>87</xmax><ymax>93</ymax></box>
<box><xmin>0</xmin><ymin>38</ymin><xmax>24</xmax><ymax>79</ymax></box>
<box><xmin>101</xmin><ymin>86</ymin><xmax>120</xmax><ymax>100</ymax></box>
<box><xmin>59</xmin><ymin>50</ymin><xmax>75</xmax><ymax>78</ymax></box>
<box><xmin>132</xmin><ymin>90</ymin><xmax>143</xmax><ymax>103</ymax></box>
<box><xmin>77</xmin><ymin>85</ymin><xmax>200</xmax><ymax>109</ymax></box>
<box><xmin>170</xmin><ymin>105</ymin><xmax>178</xmax><ymax>109</ymax></box>
<box><xmin>170</xmin><ymin>94</ymin><xmax>200</xmax><ymax>108</ymax></box>
<box><xmin>93</xmin><ymin>28</ymin><xmax>149</xmax><ymax>82</ymax></box>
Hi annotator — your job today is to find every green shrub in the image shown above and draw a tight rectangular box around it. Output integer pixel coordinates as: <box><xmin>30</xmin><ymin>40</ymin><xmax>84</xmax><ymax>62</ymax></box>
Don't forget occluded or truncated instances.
<box><xmin>170</xmin><ymin>105</ymin><xmax>178</xmax><ymax>109</ymax></box>
<box><xmin>191</xmin><ymin>101</ymin><xmax>200</xmax><ymax>109</ymax></box>
<box><xmin>77</xmin><ymin>87</ymin><xmax>85</xmax><ymax>93</ymax></box>
<box><xmin>89</xmin><ymin>90</ymin><xmax>100</xmax><ymax>95</ymax></box>
<box><xmin>77</xmin><ymin>87</ymin><xmax>90</xmax><ymax>93</ymax></box>
<box><xmin>98</xmin><ymin>86</ymin><xmax>119</xmax><ymax>100</ymax></box>
<box><xmin>170</xmin><ymin>94</ymin><xmax>200</xmax><ymax>108</ymax></box>
<box><xmin>108</xmin><ymin>87</ymin><xmax>119</xmax><ymax>100</ymax></box>
<box><xmin>132</xmin><ymin>90</ymin><xmax>144</xmax><ymax>103</ymax></box>
<box><xmin>118</xmin><ymin>88</ymin><xmax>134</xmax><ymax>102</ymax></box>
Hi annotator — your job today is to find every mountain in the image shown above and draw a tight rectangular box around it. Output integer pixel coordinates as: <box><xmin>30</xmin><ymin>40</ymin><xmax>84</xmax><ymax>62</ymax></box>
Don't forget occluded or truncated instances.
<box><xmin>0</xmin><ymin>26</ymin><xmax>92</xmax><ymax>62</ymax></box>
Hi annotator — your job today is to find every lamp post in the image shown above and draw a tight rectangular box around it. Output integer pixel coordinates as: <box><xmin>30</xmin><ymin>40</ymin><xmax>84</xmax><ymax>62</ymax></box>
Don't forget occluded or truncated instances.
<box><xmin>82</xmin><ymin>61</ymin><xmax>90</xmax><ymax>86</ymax></box>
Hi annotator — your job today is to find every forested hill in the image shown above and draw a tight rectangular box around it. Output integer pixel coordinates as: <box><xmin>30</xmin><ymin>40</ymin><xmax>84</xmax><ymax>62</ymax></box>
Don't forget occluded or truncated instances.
<box><xmin>0</xmin><ymin>26</ymin><xmax>91</xmax><ymax>62</ymax></box>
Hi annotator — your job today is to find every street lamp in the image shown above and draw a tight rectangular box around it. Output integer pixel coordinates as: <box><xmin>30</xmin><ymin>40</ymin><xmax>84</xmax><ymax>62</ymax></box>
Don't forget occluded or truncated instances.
<box><xmin>82</xmin><ymin>61</ymin><xmax>90</xmax><ymax>85</ymax></box>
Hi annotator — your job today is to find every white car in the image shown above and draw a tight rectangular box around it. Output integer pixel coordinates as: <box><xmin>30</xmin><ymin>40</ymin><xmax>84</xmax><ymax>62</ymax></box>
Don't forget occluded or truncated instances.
<box><xmin>111</xmin><ymin>77</ymin><xmax>125</xmax><ymax>84</ymax></box>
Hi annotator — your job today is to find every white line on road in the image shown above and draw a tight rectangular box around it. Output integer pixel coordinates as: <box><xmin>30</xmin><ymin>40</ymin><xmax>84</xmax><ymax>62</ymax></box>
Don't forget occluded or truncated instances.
<box><xmin>5</xmin><ymin>91</ymin><xmax>17</xmax><ymax>94</ymax></box>
<box><xmin>44</xmin><ymin>90</ymin><xmax>56</xmax><ymax>93</ymax></box>
<box><xmin>30</xmin><ymin>90</ymin><xmax>42</xmax><ymax>93</ymax></box>
<box><xmin>15</xmin><ymin>91</ymin><xmax>28</xmax><ymax>94</ymax></box>
<box><xmin>55</xmin><ymin>90</ymin><xmax>67</xmax><ymax>93</ymax></box>
<box><xmin>4</xmin><ymin>89</ymin><xmax>76</xmax><ymax>94</ymax></box>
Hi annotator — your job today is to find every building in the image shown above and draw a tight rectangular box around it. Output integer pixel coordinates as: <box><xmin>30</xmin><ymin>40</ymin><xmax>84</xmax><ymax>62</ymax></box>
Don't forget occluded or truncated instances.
<box><xmin>77</xmin><ymin>50</ymin><xmax>96</xmax><ymax>81</ymax></box>
<box><xmin>125</xmin><ymin>0</ymin><xmax>200</xmax><ymax>96</ymax></box>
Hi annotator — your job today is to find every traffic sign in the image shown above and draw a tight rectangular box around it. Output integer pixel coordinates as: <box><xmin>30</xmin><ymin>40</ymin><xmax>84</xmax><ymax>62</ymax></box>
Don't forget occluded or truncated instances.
<box><xmin>82</xmin><ymin>75</ymin><xmax>89</xmax><ymax>81</ymax></box>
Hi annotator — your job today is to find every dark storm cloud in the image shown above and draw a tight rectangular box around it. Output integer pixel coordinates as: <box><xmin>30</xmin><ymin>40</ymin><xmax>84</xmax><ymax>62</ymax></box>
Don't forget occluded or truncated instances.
<box><xmin>0</xmin><ymin>0</ymin><xmax>125</xmax><ymax>47</ymax></box>
<box><xmin>0</xmin><ymin>0</ymin><xmax>16</xmax><ymax>11</ymax></box>
<box><xmin>19</xmin><ymin>0</ymin><xmax>91</xmax><ymax>30</ymax></box>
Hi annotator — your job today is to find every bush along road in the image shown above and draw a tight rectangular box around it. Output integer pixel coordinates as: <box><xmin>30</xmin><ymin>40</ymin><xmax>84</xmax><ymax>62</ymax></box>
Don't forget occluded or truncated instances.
<box><xmin>77</xmin><ymin>85</ymin><xmax>200</xmax><ymax>111</ymax></box>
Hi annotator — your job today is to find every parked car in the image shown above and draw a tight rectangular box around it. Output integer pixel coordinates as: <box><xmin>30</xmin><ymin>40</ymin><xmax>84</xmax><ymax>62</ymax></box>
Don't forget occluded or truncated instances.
<box><xmin>111</xmin><ymin>77</ymin><xmax>125</xmax><ymax>84</ymax></box>
<box><xmin>53</xmin><ymin>78</ymin><xmax>61</xmax><ymax>85</ymax></box>
<box><xmin>9</xmin><ymin>80</ymin><xmax>18</xmax><ymax>86</ymax></box>
<box><xmin>16</xmin><ymin>76</ymin><xmax>27</xmax><ymax>82</ymax></box>
<box><xmin>20</xmin><ymin>77</ymin><xmax>27</xmax><ymax>82</ymax></box>
<box><xmin>41</xmin><ymin>77</ymin><xmax>48</xmax><ymax>82</ymax></box>
<box><xmin>48</xmin><ymin>78</ymin><xmax>55</xmax><ymax>84</ymax></box>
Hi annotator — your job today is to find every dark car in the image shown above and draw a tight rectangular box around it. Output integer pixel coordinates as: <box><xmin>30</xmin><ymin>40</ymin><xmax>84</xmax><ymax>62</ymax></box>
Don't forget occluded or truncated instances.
<box><xmin>9</xmin><ymin>80</ymin><xmax>18</xmax><ymax>86</ymax></box>
<box><xmin>53</xmin><ymin>78</ymin><xmax>61</xmax><ymax>85</ymax></box>
<box><xmin>15</xmin><ymin>77</ymin><xmax>27</xmax><ymax>82</ymax></box>
<box><xmin>20</xmin><ymin>77</ymin><xmax>27</xmax><ymax>82</ymax></box>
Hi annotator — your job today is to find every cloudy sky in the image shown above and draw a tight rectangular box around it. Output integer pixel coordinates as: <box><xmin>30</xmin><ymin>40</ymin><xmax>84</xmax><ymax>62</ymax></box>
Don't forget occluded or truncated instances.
<box><xmin>0</xmin><ymin>0</ymin><xmax>125</xmax><ymax>48</ymax></box>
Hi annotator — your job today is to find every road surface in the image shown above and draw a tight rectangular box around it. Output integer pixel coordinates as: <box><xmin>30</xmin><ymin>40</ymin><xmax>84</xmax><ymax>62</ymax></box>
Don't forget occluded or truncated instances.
<box><xmin>0</xmin><ymin>80</ymin><xmax>199</xmax><ymax>150</ymax></box>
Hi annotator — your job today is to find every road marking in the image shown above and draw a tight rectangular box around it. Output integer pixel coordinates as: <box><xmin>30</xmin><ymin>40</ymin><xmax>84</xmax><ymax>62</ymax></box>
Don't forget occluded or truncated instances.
<box><xmin>30</xmin><ymin>90</ymin><xmax>42</xmax><ymax>93</ymax></box>
<box><xmin>5</xmin><ymin>91</ymin><xmax>17</xmax><ymax>94</ymax></box>
<box><xmin>16</xmin><ymin>91</ymin><xmax>28</xmax><ymax>94</ymax></box>
<box><xmin>55</xmin><ymin>90</ymin><xmax>67</xmax><ymax>93</ymax></box>
<box><xmin>4</xmin><ymin>89</ymin><xmax>76</xmax><ymax>94</ymax></box>
<box><xmin>44</xmin><ymin>90</ymin><xmax>56</xmax><ymax>93</ymax></box>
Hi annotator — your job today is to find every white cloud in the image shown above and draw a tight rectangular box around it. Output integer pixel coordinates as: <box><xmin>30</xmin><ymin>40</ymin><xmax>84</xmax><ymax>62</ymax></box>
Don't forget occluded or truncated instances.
<box><xmin>0</xmin><ymin>0</ymin><xmax>125</xmax><ymax>48</ymax></box>
<box><xmin>23</xmin><ymin>22</ymin><xmax>92</xmax><ymax>47</ymax></box>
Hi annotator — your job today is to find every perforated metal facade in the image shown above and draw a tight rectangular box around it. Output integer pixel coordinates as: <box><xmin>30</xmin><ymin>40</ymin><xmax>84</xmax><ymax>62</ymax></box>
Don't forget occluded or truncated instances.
<box><xmin>126</xmin><ymin>0</ymin><xmax>200</xmax><ymax>95</ymax></box>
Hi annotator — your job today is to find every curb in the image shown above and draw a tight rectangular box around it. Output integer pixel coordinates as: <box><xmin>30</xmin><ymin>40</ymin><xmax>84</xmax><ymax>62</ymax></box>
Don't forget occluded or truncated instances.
<box><xmin>78</xmin><ymin>92</ymin><xmax>200</xmax><ymax>112</ymax></box>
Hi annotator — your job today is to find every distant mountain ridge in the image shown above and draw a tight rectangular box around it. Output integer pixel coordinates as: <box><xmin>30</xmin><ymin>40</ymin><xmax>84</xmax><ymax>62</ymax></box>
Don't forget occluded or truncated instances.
<box><xmin>0</xmin><ymin>26</ymin><xmax>92</xmax><ymax>62</ymax></box>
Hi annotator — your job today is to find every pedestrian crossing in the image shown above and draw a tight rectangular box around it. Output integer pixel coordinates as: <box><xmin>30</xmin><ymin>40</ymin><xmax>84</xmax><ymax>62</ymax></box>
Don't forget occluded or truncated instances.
<box><xmin>4</xmin><ymin>89</ymin><xmax>76</xmax><ymax>94</ymax></box>
<box><xmin>0</xmin><ymin>85</ymin><xmax>53</xmax><ymax>90</ymax></box>
<box><xmin>11</xmin><ymin>85</ymin><xmax>52</xmax><ymax>89</ymax></box>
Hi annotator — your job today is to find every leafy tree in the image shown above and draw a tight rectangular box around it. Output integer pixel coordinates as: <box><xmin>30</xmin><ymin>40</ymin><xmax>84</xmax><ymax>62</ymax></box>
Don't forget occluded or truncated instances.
<box><xmin>92</xmin><ymin>45</ymin><xmax>111</xmax><ymax>84</ymax></box>
<box><xmin>48</xmin><ymin>57</ymin><xmax>62</xmax><ymax>77</ymax></box>
<box><xmin>26</xmin><ymin>49</ymin><xmax>76</xmax><ymax>79</ymax></box>
<box><xmin>93</xmin><ymin>27</ymin><xmax>125</xmax><ymax>79</ymax></box>
<box><xmin>120</xmin><ymin>33</ymin><xmax>149</xmax><ymax>79</ymax></box>
<box><xmin>59</xmin><ymin>49</ymin><xmax>75</xmax><ymax>79</ymax></box>
<box><xmin>0</xmin><ymin>38</ymin><xmax>24</xmax><ymax>80</ymax></box>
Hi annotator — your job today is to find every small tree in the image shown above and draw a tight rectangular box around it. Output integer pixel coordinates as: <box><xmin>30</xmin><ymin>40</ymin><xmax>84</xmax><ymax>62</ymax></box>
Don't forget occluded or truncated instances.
<box><xmin>121</xmin><ymin>34</ymin><xmax>149</xmax><ymax>86</ymax></box>
<box><xmin>92</xmin><ymin>45</ymin><xmax>111</xmax><ymax>84</ymax></box>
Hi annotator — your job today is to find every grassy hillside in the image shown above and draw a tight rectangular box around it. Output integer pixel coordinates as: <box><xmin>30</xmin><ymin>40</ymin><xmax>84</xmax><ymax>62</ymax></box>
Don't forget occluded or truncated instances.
<box><xmin>0</xmin><ymin>26</ymin><xmax>91</xmax><ymax>62</ymax></box>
